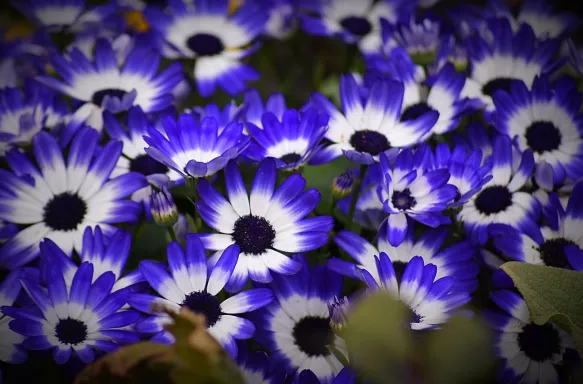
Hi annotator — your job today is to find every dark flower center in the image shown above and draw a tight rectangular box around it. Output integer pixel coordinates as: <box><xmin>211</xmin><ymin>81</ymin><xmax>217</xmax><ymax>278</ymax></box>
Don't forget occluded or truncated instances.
<box><xmin>518</xmin><ymin>322</ymin><xmax>561</xmax><ymax>362</ymax></box>
<box><xmin>525</xmin><ymin>121</ymin><xmax>562</xmax><ymax>154</ymax></box>
<box><xmin>129</xmin><ymin>154</ymin><xmax>169</xmax><ymax>176</ymax></box>
<box><xmin>186</xmin><ymin>33</ymin><xmax>224</xmax><ymax>56</ymax></box>
<box><xmin>340</xmin><ymin>16</ymin><xmax>372</xmax><ymax>37</ymax></box>
<box><xmin>182</xmin><ymin>291</ymin><xmax>222</xmax><ymax>327</ymax></box>
<box><xmin>145</xmin><ymin>0</ymin><xmax>167</xmax><ymax>5</ymax></box>
<box><xmin>474</xmin><ymin>186</ymin><xmax>512</xmax><ymax>215</ymax></box>
<box><xmin>232</xmin><ymin>215</ymin><xmax>276</xmax><ymax>255</ymax></box>
<box><xmin>539</xmin><ymin>238</ymin><xmax>576</xmax><ymax>269</ymax></box>
<box><xmin>481</xmin><ymin>78</ymin><xmax>515</xmax><ymax>98</ymax></box>
<box><xmin>43</xmin><ymin>193</ymin><xmax>87</xmax><ymax>231</ymax></box>
<box><xmin>92</xmin><ymin>88</ymin><xmax>128</xmax><ymax>106</ymax></box>
<box><xmin>55</xmin><ymin>318</ymin><xmax>88</xmax><ymax>345</ymax></box>
<box><xmin>349</xmin><ymin>130</ymin><xmax>390</xmax><ymax>156</ymax></box>
<box><xmin>392</xmin><ymin>189</ymin><xmax>416</xmax><ymax>210</ymax></box>
<box><xmin>292</xmin><ymin>316</ymin><xmax>335</xmax><ymax>356</ymax></box>
<box><xmin>280</xmin><ymin>153</ymin><xmax>302</xmax><ymax>165</ymax></box>
<box><xmin>400</xmin><ymin>102</ymin><xmax>435</xmax><ymax>122</ymax></box>
<box><xmin>392</xmin><ymin>261</ymin><xmax>408</xmax><ymax>283</ymax></box>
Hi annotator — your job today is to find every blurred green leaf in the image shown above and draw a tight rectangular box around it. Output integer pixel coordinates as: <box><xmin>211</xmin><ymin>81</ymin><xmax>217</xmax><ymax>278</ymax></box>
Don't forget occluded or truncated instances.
<box><xmin>302</xmin><ymin>157</ymin><xmax>351</xmax><ymax>214</ymax></box>
<box><xmin>127</xmin><ymin>222</ymin><xmax>168</xmax><ymax>269</ymax></box>
<box><xmin>342</xmin><ymin>292</ymin><xmax>413</xmax><ymax>384</ymax></box>
<box><xmin>318</xmin><ymin>75</ymin><xmax>341</xmax><ymax>106</ymax></box>
<box><xmin>424</xmin><ymin>315</ymin><xmax>495</xmax><ymax>384</ymax></box>
<box><xmin>501</xmin><ymin>262</ymin><xmax>583</xmax><ymax>354</ymax></box>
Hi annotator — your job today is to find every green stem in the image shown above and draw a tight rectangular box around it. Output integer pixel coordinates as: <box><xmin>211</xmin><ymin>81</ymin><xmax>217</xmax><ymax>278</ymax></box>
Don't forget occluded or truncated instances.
<box><xmin>347</xmin><ymin>164</ymin><xmax>366</xmax><ymax>231</ymax></box>
<box><xmin>167</xmin><ymin>226</ymin><xmax>177</xmax><ymax>242</ymax></box>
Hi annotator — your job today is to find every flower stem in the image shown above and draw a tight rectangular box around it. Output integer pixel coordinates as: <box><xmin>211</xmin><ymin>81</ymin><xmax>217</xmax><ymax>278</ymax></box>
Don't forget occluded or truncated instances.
<box><xmin>168</xmin><ymin>226</ymin><xmax>177</xmax><ymax>242</ymax></box>
<box><xmin>347</xmin><ymin>164</ymin><xmax>366</xmax><ymax>231</ymax></box>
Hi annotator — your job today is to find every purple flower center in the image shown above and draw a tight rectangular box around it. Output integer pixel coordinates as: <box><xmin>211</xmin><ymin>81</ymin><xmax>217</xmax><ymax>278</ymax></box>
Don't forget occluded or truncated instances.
<box><xmin>182</xmin><ymin>291</ymin><xmax>222</xmax><ymax>327</ymax></box>
<box><xmin>232</xmin><ymin>215</ymin><xmax>276</xmax><ymax>255</ymax></box>
<box><xmin>129</xmin><ymin>154</ymin><xmax>169</xmax><ymax>176</ymax></box>
<box><xmin>525</xmin><ymin>121</ymin><xmax>562</xmax><ymax>154</ymax></box>
<box><xmin>186</xmin><ymin>33</ymin><xmax>224</xmax><ymax>56</ymax></box>
<box><xmin>518</xmin><ymin>323</ymin><xmax>561</xmax><ymax>362</ymax></box>
<box><xmin>43</xmin><ymin>193</ymin><xmax>87</xmax><ymax>231</ymax></box>
<box><xmin>340</xmin><ymin>16</ymin><xmax>372</xmax><ymax>37</ymax></box>
<box><xmin>481</xmin><ymin>78</ymin><xmax>515</xmax><ymax>98</ymax></box>
<box><xmin>92</xmin><ymin>88</ymin><xmax>128</xmax><ymax>106</ymax></box>
<box><xmin>474</xmin><ymin>186</ymin><xmax>512</xmax><ymax>215</ymax></box>
<box><xmin>292</xmin><ymin>316</ymin><xmax>334</xmax><ymax>356</ymax></box>
<box><xmin>392</xmin><ymin>189</ymin><xmax>416</xmax><ymax>210</ymax></box>
<box><xmin>539</xmin><ymin>238</ymin><xmax>576</xmax><ymax>269</ymax></box>
<box><xmin>280</xmin><ymin>153</ymin><xmax>302</xmax><ymax>165</ymax></box>
<box><xmin>55</xmin><ymin>317</ymin><xmax>88</xmax><ymax>345</ymax></box>
<box><xmin>400</xmin><ymin>102</ymin><xmax>435</xmax><ymax>122</ymax></box>
<box><xmin>349</xmin><ymin>130</ymin><xmax>390</xmax><ymax>156</ymax></box>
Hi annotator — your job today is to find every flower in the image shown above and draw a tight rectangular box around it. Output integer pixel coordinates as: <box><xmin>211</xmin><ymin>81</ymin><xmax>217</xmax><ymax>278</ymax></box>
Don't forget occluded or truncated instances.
<box><xmin>37</xmin><ymin>37</ymin><xmax>183</xmax><ymax>133</ymax></box>
<box><xmin>0</xmin><ymin>128</ymin><xmax>147</xmax><ymax>269</ymax></box>
<box><xmin>492</xmin><ymin>76</ymin><xmax>583</xmax><ymax>185</ymax></box>
<box><xmin>6</xmin><ymin>260</ymin><xmax>141</xmax><ymax>364</ymax></box>
<box><xmin>262</xmin><ymin>0</ymin><xmax>297</xmax><ymax>39</ymax></box>
<box><xmin>377</xmin><ymin>146</ymin><xmax>458</xmax><ymax>246</ymax></box>
<box><xmin>0</xmin><ymin>270</ymin><xmax>27</xmax><ymax>366</ymax></box>
<box><xmin>145</xmin><ymin>0</ymin><xmax>268</xmax><ymax>97</ymax></box>
<box><xmin>129</xmin><ymin>237</ymin><xmax>273</xmax><ymax>358</ymax></box>
<box><xmin>242</xmin><ymin>89</ymin><xmax>287</xmax><ymax>132</ymax></box>
<box><xmin>330</xmin><ymin>221</ymin><xmax>479</xmax><ymax>292</ymax></box>
<box><xmin>567</xmin><ymin>39</ymin><xmax>583</xmax><ymax>77</ymax></box>
<box><xmin>457</xmin><ymin>135</ymin><xmax>540</xmax><ymax>245</ymax></box>
<box><xmin>484</xmin><ymin>289</ymin><xmax>577</xmax><ymax>383</ymax></box>
<box><xmin>460</xmin><ymin>19</ymin><xmax>560</xmax><ymax>116</ymax></box>
<box><xmin>0</xmin><ymin>31</ymin><xmax>52</xmax><ymax>88</ymax></box>
<box><xmin>254</xmin><ymin>255</ymin><xmax>348</xmax><ymax>382</ymax></box>
<box><xmin>331</xmin><ymin>169</ymin><xmax>355</xmax><ymax>199</ymax></box>
<box><xmin>143</xmin><ymin>112</ymin><xmax>249</xmax><ymax>180</ymax></box>
<box><xmin>0</xmin><ymin>80</ymin><xmax>68</xmax><ymax>156</ymax></box>
<box><xmin>187</xmin><ymin>101</ymin><xmax>244</xmax><ymax>134</ymax></box>
<box><xmin>299</xmin><ymin>0</ymin><xmax>412</xmax><ymax>55</ymax></box>
<box><xmin>327</xmin><ymin>295</ymin><xmax>352</xmax><ymax>330</ymax></box>
<box><xmin>150</xmin><ymin>187</ymin><xmax>178</xmax><ymax>227</ymax></box>
<box><xmin>244</xmin><ymin>107</ymin><xmax>330</xmax><ymax>170</ymax></box>
<box><xmin>488</xmin><ymin>181</ymin><xmax>583</xmax><ymax>270</ymax></box>
<box><xmin>380</xmin><ymin>15</ymin><xmax>445</xmax><ymax>61</ymax></box>
<box><xmin>309</xmin><ymin>74</ymin><xmax>438</xmax><ymax>165</ymax></box>
<box><xmin>193</xmin><ymin>158</ymin><xmax>333</xmax><ymax>291</ymax></box>
<box><xmin>297</xmin><ymin>368</ymin><xmax>357</xmax><ymax>383</ymax></box>
<box><xmin>237</xmin><ymin>348</ymin><xmax>277</xmax><ymax>384</ymax></box>
<box><xmin>358</xmin><ymin>254</ymin><xmax>471</xmax><ymax>330</ymax></box>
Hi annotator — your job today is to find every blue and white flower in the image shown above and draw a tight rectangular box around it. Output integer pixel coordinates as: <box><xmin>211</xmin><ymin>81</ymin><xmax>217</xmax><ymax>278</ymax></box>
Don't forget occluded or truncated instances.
<box><xmin>187</xmin><ymin>101</ymin><xmax>244</xmax><ymax>134</ymax></box>
<box><xmin>194</xmin><ymin>159</ymin><xmax>334</xmax><ymax>291</ymax></box>
<box><xmin>377</xmin><ymin>146</ymin><xmax>458</xmax><ymax>246</ymax></box>
<box><xmin>309</xmin><ymin>74</ymin><xmax>438</xmax><ymax>165</ymax></box>
<box><xmin>143</xmin><ymin>112</ymin><xmax>249</xmax><ymax>180</ymax></box>
<box><xmin>254</xmin><ymin>255</ymin><xmax>348</xmax><ymax>383</ymax></box>
<box><xmin>300</xmin><ymin>0</ymin><xmax>412</xmax><ymax>55</ymax></box>
<box><xmin>261</xmin><ymin>0</ymin><xmax>297</xmax><ymax>39</ymax></box>
<box><xmin>244</xmin><ymin>107</ymin><xmax>330</xmax><ymax>170</ymax></box>
<box><xmin>296</xmin><ymin>368</ymin><xmax>357</xmax><ymax>384</ymax></box>
<box><xmin>0</xmin><ymin>32</ymin><xmax>52</xmax><ymax>88</ymax></box>
<box><xmin>0</xmin><ymin>128</ymin><xmax>147</xmax><ymax>269</ymax></box>
<box><xmin>460</xmin><ymin>19</ymin><xmax>560</xmax><ymax>116</ymax></box>
<box><xmin>358</xmin><ymin>253</ymin><xmax>471</xmax><ymax>330</ymax></box>
<box><xmin>484</xmin><ymin>289</ymin><xmax>577</xmax><ymax>384</ymax></box>
<box><xmin>129</xmin><ymin>237</ymin><xmax>273</xmax><ymax>358</ymax></box>
<box><xmin>0</xmin><ymin>270</ymin><xmax>27</xmax><ymax>366</ymax></box>
<box><xmin>457</xmin><ymin>135</ymin><xmax>540</xmax><ymax>245</ymax></box>
<box><xmin>237</xmin><ymin>348</ymin><xmax>278</xmax><ymax>384</ymax></box>
<box><xmin>379</xmin><ymin>15</ymin><xmax>446</xmax><ymax>61</ymax></box>
<box><xmin>492</xmin><ymin>76</ymin><xmax>583</xmax><ymax>185</ymax></box>
<box><xmin>242</xmin><ymin>89</ymin><xmax>287</xmax><ymax>132</ymax></box>
<box><xmin>330</xmin><ymin>221</ymin><xmax>479</xmax><ymax>292</ymax></box>
<box><xmin>37</xmin><ymin>37</ymin><xmax>183</xmax><ymax>133</ymax></box>
<box><xmin>145</xmin><ymin>0</ymin><xmax>267</xmax><ymax>97</ymax></box>
<box><xmin>0</xmin><ymin>80</ymin><xmax>68</xmax><ymax>156</ymax></box>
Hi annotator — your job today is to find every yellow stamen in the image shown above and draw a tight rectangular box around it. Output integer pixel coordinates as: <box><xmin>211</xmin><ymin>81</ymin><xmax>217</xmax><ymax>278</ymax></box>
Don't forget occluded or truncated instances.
<box><xmin>4</xmin><ymin>22</ymin><xmax>35</xmax><ymax>42</ymax></box>
<box><xmin>125</xmin><ymin>10</ymin><xmax>150</xmax><ymax>33</ymax></box>
<box><xmin>228</xmin><ymin>0</ymin><xmax>243</xmax><ymax>15</ymax></box>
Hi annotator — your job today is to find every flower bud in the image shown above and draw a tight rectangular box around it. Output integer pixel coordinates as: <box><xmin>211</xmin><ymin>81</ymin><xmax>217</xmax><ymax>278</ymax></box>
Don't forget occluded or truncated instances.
<box><xmin>332</xmin><ymin>169</ymin><xmax>355</xmax><ymax>199</ymax></box>
<box><xmin>150</xmin><ymin>187</ymin><xmax>178</xmax><ymax>227</ymax></box>
<box><xmin>328</xmin><ymin>296</ymin><xmax>351</xmax><ymax>331</ymax></box>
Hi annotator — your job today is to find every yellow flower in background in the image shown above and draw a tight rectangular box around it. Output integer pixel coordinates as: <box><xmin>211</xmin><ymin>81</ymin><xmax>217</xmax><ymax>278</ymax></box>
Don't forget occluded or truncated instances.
<box><xmin>125</xmin><ymin>10</ymin><xmax>149</xmax><ymax>33</ymax></box>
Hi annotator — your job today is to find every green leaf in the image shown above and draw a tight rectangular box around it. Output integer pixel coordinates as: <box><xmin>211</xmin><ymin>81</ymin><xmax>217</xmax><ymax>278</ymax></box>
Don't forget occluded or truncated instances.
<box><xmin>501</xmin><ymin>262</ymin><xmax>583</xmax><ymax>353</ymax></box>
<box><xmin>302</xmin><ymin>157</ymin><xmax>351</xmax><ymax>214</ymax></box>
<box><xmin>424</xmin><ymin>315</ymin><xmax>496</xmax><ymax>384</ymax></box>
<box><xmin>341</xmin><ymin>292</ymin><xmax>413</xmax><ymax>384</ymax></box>
<box><xmin>318</xmin><ymin>76</ymin><xmax>341</xmax><ymax>106</ymax></box>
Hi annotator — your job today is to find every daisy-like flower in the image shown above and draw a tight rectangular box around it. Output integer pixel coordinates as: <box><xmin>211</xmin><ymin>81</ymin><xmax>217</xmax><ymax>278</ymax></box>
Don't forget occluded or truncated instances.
<box><xmin>484</xmin><ymin>289</ymin><xmax>577</xmax><ymax>383</ymax></box>
<box><xmin>145</xmin><ymin>0</ymin><xmax>268</xmax><ymax>97</ymax></box>
<box><xmin>299</xmin><ymin>0</ymin><xmax>412</xmax><ymax>55</ymax></box>
<box><xmin>6</xmin><ymin>261</ymin><xmax>141</xmax><ymax>364</ymax></box>
<box><xmin>492</xmin><ymin>76</ymin><xmax>583</xmax><ymax>185</ymax></box>
<box><xmin>237</xmin><ymin>348</ymin><xmax>280</xmax><ymax>384</ymax></box>
<box><xmin>188</xmin><ymin>101</ymin><xmax>244</xmax><ymax>134</ymax></box>
<box><xmin>0</xmin><ymin>221</ymin><xmax>18</xmax><ymax>243</ymax></box>
<box><xmin>261</xmin><ymin>0</ymin><xmax>297</xmax><ymax>40</ymax></box>
<box><xmin>297</xmin><ymin>368</ymin><xmax>357</xmax><ymax>384</ymax></box>
<box><xmin>244</xmin><ymin>107</ymin><xmax>330</xmax><ymax>170</ymax></box>
<box><xmin>0</xmin><ymin>270</ymin><xmax>27</xmax><ymax>366</ymax></box>
<box><xmin>451</xmin><ymin>121</ymin><xmax>497</xmax><ymax>164</ymax></box>
<box><xmin>460</xmin><ymin>18</ymin><xmax>560</xmax><ymax>116</ymax></box>
<box><xmin>242</xmin><ymin>89</ymin><xmax>287</xmax><ymax>131</ymax></box>
<box><xmin>331</xmin><ymin>221</ymin><xmax>479</xmax><ymax>292</ymax></box>
<box><xmin>194</xmin><ymin>158</ymin><xmax>333</xmax><ymax>291</ymax></box>
<box><xmin>0</xmin><ymin>128</ymin><xmax>147</xmax><ymax>269</ymax></box>
<box><xmin>129</xmin><ymin>237</ymin><xmax>273</xmax><ymax>358</ymax></box>
<box><xmin>143</xmin><ymin>112</ymin><xmax>249</xmax><ymax>180</ymax></box>
<box><xmin>429</xmin><ymin>35</ymin><xmax>468</xmax><ymax>74</ymax></box>
<box><xmin>9</xmin><ymin>0</ymin><xmax>118</xmax><ymax>33</ymax></box>
<box><xmin>489</xmin><ymin>181</ymin><xmax>583</xmax><ymax>270</ymax></box>
<box><xmin>530</xmin><ymin>161</ymin><xmax>579</xmax><ymax>217</ymax></box>
<box><xmin>0</xmin><ymin>30</ymin><xmax>52</xmax><ymax>88</ymax></box>
<box><xmin>431</xmin><ymin>143</ymin><xmax>493</xmax><ymax>208</ymax></box>
<box><xmin>457</xmin><ymin>135</ymin><xmax>540</xmax><ymax>245</ymax></box>
<box><xmin>377</xmin><ymin>146</ymin><xmax>458</xmax><ymax>246</ymax></box>
<box><xmin>0</xmin><ymin>80</ymin><xmax>68</xmax><ymax>156</ymax></box>
<box><xmin>309</xmin><ymin>74</ymin><xmax>438</xmax><ymax>165</ymax></box>
<box><xmin>37</xmin><ymin>37</ymin><xmax>183</xmax><ymax>133</ymax></box>
<box><xmin>358</xmin><ymin>253</ymin><xmax>471</xmax><ymax>330</ymax></box>
<box><xmin>254</xmin><ymin>255</ymin><xmax>348</xmax><ymax>383</ymax></box>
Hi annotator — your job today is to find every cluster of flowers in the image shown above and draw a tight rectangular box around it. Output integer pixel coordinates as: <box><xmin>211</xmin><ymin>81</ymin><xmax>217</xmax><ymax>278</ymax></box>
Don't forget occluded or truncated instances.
<box><xmin>1</xmin><ymin>0</ymin><xmax>583</xmax><ymax>383</ymax></box>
